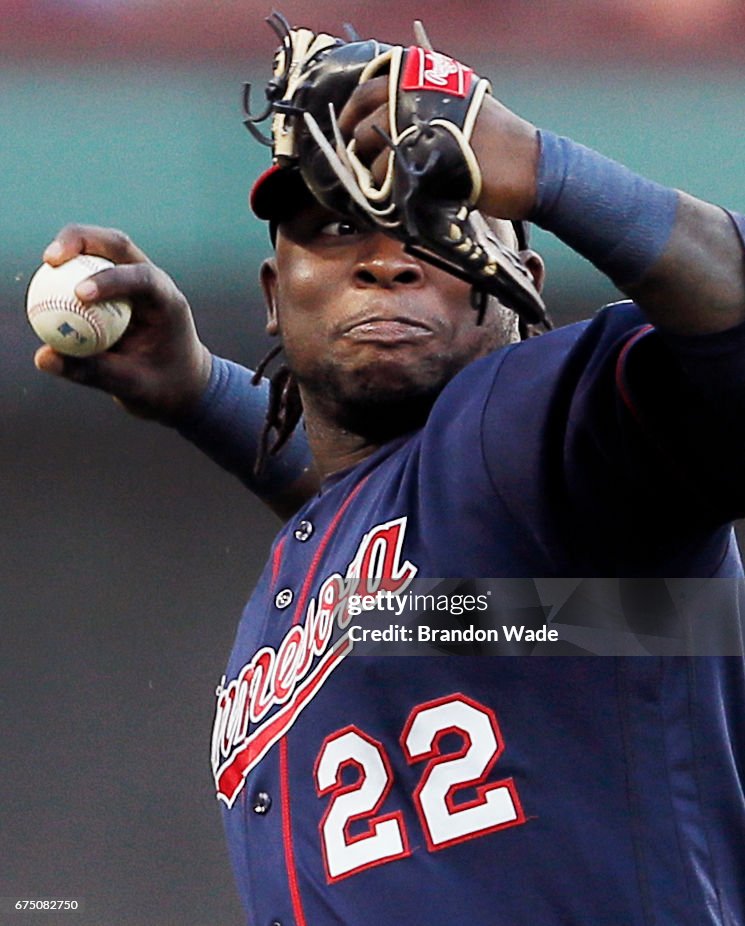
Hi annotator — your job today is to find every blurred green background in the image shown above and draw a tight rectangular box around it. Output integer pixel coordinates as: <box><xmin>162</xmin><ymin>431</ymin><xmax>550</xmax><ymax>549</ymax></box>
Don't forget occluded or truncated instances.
<box><xmin>2</xmin><ymin>2</ymin><xmax>744</xmax><ymax>923</ymax></box>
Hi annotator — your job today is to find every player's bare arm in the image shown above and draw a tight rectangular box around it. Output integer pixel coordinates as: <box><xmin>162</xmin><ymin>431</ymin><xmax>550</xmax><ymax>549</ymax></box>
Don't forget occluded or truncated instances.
<box><xmin>622</xmin><ymin>193</ymin><xmax>745</xmax><ymax>333</ymax></box>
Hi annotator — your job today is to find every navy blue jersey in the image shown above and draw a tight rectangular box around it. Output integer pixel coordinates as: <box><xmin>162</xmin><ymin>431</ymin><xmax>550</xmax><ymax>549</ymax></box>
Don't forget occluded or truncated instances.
<box><xmin>205</xmin><ymin>303</ymin><xmax>745</xmax><ymax>925</ymax></box>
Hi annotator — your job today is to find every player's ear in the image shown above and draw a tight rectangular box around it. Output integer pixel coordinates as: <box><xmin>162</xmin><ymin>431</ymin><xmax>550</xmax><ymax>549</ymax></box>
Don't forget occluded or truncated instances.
<box><xmin>520</xmin><ymin>249</ymin><xmax>545</xmax><ymax>294</ymax></box>
<box><xmin>260</xmin><ymin>258</ymin><xmax>280</xmax><ymax>336</ymax></box>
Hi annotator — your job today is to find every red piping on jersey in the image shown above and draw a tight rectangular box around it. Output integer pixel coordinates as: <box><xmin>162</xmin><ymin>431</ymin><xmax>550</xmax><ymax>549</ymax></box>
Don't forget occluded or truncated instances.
<box><xmin>279</xmin><ymin>475</ymin><xmax>371</xmax><ymax>926</ymax></box>
<box><xmin>615</xmin><ymin>324</ymin><xmax>654</xmax><ymax>425</ymax></box>
<box><xmin>270</xmin><ymin>535</ymin><xmax>287</xmax><ymax>589</ymax></box>
<box><xmin>280</xmin><ymin>739</ymin><xmax>304</xmax><ymax>925</ymax></box>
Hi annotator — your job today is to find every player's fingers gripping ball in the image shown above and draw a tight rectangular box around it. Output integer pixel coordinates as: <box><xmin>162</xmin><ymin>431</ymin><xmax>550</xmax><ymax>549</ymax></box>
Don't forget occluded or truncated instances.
<box><xmin>26</xmin><ymin>255</ymin><xmax>131</xmax><ymax>357</ymax></box>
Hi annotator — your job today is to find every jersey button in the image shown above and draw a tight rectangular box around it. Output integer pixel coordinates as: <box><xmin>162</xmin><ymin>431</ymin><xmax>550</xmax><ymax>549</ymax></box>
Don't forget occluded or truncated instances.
<box><xmin>294</xmin><ymin>519</ymin><xmax>314</xmax><ymax>542</ymax></box>
<box><xmin>274</xmin><ymin>588</ymin><xmax>293</xmax><ymax>609</ymax></box>
<box><xmin>252</xmin><ymin>791</ymin><xmax>272</xmax><ymax>815</ymax></box>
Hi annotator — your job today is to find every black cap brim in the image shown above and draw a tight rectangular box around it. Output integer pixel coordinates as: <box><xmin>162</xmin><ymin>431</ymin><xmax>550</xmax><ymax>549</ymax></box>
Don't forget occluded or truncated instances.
<box><xmin>250</xmin><ymin>163</ymin><xmax>313</xmax><ymax>222</ymax></box>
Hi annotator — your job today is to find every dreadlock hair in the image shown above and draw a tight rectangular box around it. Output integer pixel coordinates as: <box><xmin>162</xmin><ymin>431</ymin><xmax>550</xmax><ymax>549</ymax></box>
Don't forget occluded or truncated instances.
<box><xmin>251</xmin><ymin>343</ymin><xmax>303</xmax><ymax>478</ymax></box>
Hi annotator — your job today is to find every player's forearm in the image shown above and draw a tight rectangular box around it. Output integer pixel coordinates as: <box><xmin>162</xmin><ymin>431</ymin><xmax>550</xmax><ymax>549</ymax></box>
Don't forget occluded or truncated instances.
<box><xmin>622</xmin><ymin>196</ymin><xmax>745</xmax><ymax>334</ymax></box>
<box><xmin>528</xmin><ymin>130</ymin><xmax>745</xmax><ymax>334</ymax></box>
<box><xmin>177</xmin><ymin>357</ymin><xmax>316</xmax><ymax>520</ymax></box>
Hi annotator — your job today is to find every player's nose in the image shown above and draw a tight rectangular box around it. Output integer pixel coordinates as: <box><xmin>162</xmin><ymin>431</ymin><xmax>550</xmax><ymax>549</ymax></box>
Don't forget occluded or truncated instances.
<box><xmin>353</xmin><ymin>232</ymin><xmax>425</xmax><ymax>289</ymax></box>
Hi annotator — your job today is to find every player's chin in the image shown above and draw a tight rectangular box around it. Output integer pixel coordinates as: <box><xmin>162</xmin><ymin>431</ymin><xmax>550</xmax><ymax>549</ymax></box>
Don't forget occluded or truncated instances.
<box><xmin>349</xmin><ymin>349</ymin><xmax>453</xmax><ymax>392</ymax></box>
<box><xmin>302</xmin><ymin>339</ymin><xmax>472</xmax><ymax>410</ymax></box>
<box><xmin>334</xmin><ymin>353</ymin><xmax>459</xmax><ymax>417</ymax></box>
<box><xmin>337</xmin><ymin>380</ymin><xmax>444</xmax><ymax>440</ymax></box>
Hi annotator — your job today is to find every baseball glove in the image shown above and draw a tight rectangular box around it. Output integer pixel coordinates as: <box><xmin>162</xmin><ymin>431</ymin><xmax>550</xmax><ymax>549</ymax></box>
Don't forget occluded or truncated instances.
<box><xmin>244</xmin><ymin>13</ymin><xmax>548</xmax><ymax>327</ymax></box>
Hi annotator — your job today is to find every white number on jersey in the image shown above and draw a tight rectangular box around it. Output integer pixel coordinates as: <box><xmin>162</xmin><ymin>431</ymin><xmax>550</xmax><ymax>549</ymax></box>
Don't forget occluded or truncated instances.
<box><xmin>315</xmin><ymin>693</ymin><xmax>525</xmax><ymax>881</ymax></box>
<box><xmin>402</xmin><ymin>693</ymin><xmax>524</xmax><ymax>850</ymax></box>
<box><xmin>315</xmin><ymin>726</ymin><xmax>409</xmax><ymax>881</ymax></box>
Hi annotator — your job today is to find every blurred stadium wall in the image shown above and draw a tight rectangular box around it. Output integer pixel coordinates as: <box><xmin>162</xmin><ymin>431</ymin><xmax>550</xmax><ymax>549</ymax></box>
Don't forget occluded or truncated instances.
<box><xmin>2</xmin><ymin>2</ymin><xmax>744</xmax><ymax>923</ymax></box>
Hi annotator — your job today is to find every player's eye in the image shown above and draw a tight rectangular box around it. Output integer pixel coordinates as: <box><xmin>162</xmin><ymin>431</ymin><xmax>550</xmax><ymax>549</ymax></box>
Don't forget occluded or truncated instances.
<box><xmin>320</xmin><ymin>219</ymin><xmax>360</xmax><ymax>237</ymax></box>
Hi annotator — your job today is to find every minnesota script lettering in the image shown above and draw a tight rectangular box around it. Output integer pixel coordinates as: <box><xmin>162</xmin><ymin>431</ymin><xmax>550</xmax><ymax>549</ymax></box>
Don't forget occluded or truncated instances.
<box><xmin>211</xmin><ymin>517</ymin><xmax>417</xmax><ymax>807</ymax></box>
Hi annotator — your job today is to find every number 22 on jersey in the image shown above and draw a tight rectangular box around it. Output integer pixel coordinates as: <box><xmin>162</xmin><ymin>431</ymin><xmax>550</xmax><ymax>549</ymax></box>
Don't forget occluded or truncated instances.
<box><xmin>314</xmin><ymin>693</ymin><xmax>526</xmax><ymax>881</ymax></box>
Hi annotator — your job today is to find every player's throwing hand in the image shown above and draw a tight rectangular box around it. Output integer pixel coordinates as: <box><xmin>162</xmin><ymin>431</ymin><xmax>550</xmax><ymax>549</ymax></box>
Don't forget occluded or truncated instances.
<box><xmin>35</xmin><ymin>223</ymin><xmax>211</xmax><ymax>423</ymax></box>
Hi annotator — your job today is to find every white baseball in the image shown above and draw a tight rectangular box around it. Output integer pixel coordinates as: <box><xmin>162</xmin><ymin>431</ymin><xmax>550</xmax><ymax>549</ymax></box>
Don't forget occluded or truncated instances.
<box><xmin>26</xmin><ymin>255</ymin><xmax>131</xmax><ymax>357</ymax></box>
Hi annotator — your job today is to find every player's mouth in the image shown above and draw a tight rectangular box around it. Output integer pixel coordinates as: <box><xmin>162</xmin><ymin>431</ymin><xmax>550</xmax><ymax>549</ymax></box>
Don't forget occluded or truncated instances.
<box><xmin>340</xmin><ymin>315</ymin><xmax>434</xmax><ymax>343</ymax></box>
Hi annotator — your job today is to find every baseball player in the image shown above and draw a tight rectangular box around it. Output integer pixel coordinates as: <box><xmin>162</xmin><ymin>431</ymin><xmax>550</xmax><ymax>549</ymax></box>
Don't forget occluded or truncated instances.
<box><xmin>35</xmin><ymin>22</ymin><xmax>745</xmax><ymax>926</ymax></box>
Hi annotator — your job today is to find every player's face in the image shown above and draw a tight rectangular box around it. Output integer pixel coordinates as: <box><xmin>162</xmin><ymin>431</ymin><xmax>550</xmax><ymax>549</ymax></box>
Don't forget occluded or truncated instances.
<box><xmin>261</xmin><ymin>203</ymin><xmax>537</xmax><ymax>432</ymax></box>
